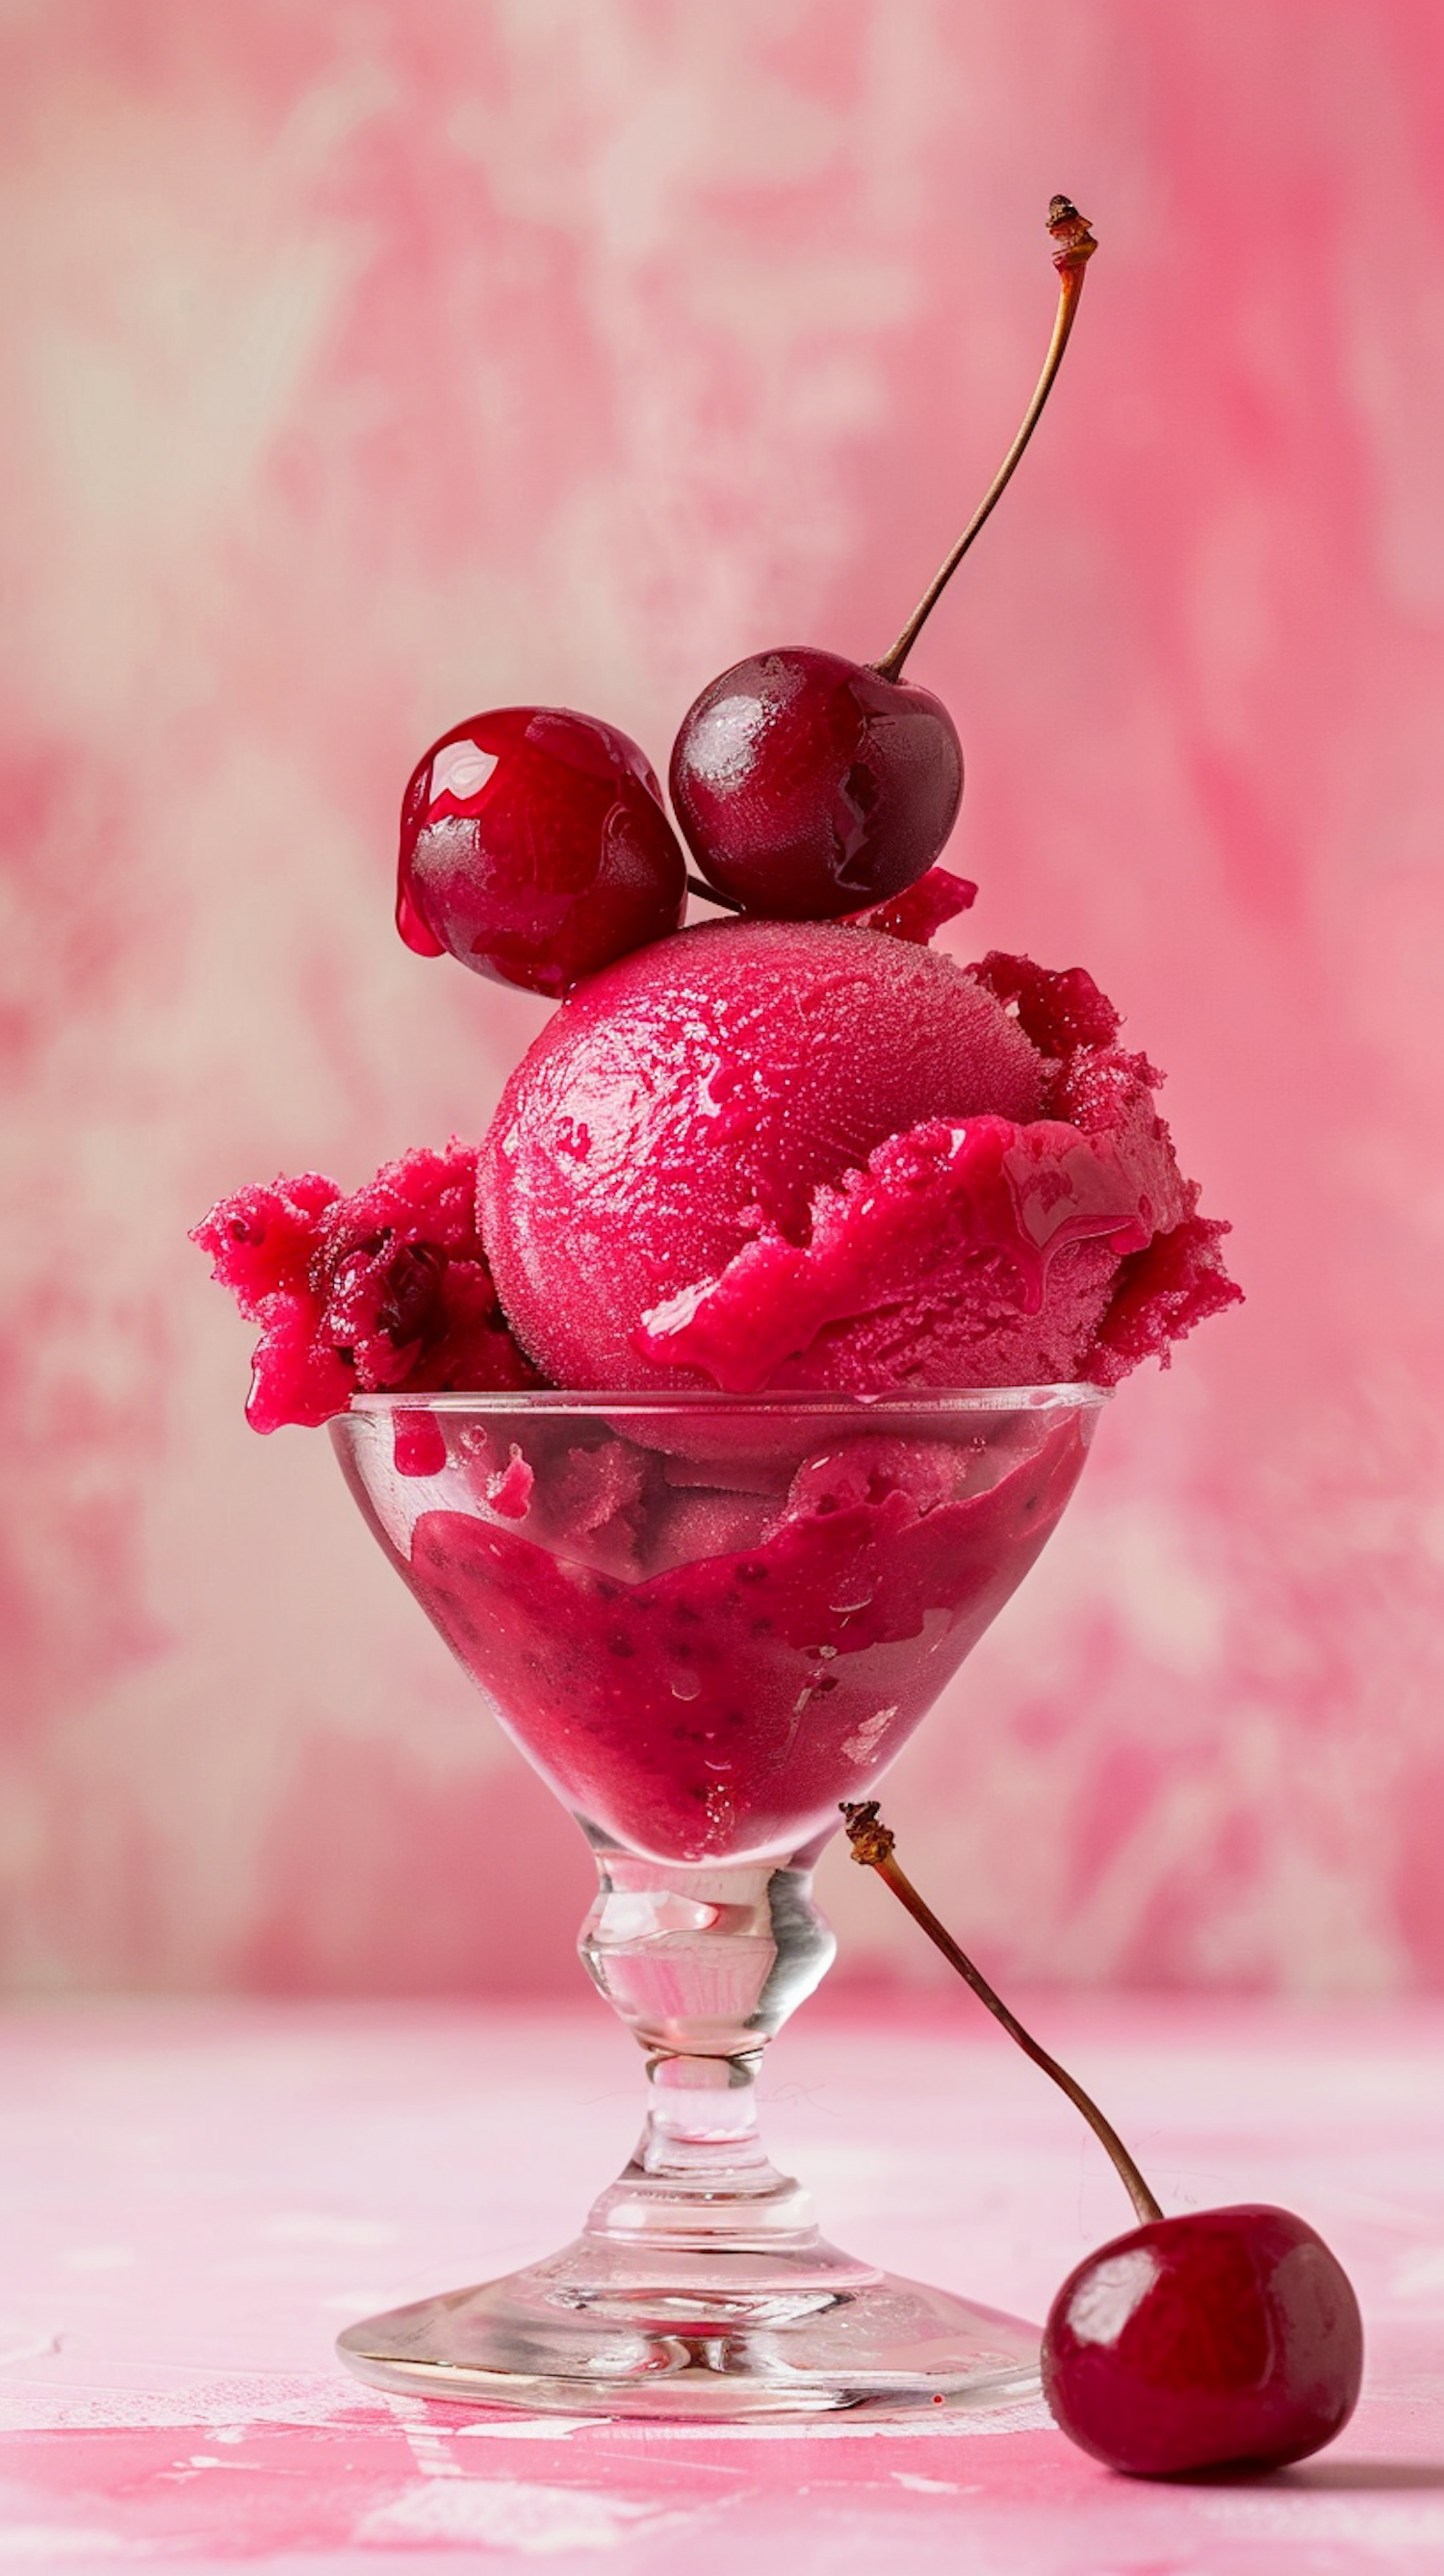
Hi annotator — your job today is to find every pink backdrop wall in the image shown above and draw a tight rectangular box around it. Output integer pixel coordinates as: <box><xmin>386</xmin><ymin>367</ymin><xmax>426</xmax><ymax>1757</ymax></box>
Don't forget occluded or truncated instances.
<box><xmin>2</xmin><ymin>0</ymin><xmax>1440</xmax><ymax>1996</ymax></box>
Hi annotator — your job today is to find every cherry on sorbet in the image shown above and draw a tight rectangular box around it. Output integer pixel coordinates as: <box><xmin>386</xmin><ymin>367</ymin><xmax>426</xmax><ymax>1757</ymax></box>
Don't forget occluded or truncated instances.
<box><xmin>670</xmin><ymin>198</ymin><xmax>1097</xmax><ymax>920</ymax></box>
<box><xmin>669</xmin><ymin>648</ymin><xmax>962</xmax><ymax>920</ymax></box>
<box><xmin>398</xmin><ymin>707</ymin><xmax>686</xmax><ymax>999</ymax></box>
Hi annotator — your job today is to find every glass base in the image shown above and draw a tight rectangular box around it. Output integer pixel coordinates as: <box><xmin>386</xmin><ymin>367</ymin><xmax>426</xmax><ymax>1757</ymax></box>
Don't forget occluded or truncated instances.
<box><xmin>336</xmin><ymin>2233</ymin><xmax>1041</xmax><ymax>2419</ymax></box>
<box><xmin>336</xmin><ymin>1848</ymin><xmax>1042</xmax><ymax>2418</ymax></box>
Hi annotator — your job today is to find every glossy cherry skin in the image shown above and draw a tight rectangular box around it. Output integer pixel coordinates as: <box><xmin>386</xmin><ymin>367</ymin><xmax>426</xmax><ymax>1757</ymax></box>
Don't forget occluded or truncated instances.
<box><xmin>1042</xmin><ymin>2204</ymin><xmax>1363</xmax><ymax>2478</ymax></box>
<box><xmin>668</xmin><ymin>646</ymin><xmax>963</xmax><ymax>919</ymax></box>
<box><xmin>398</xmin><ymin>708</ymin><xmax>687</xmax><ymax>999</ymax></box>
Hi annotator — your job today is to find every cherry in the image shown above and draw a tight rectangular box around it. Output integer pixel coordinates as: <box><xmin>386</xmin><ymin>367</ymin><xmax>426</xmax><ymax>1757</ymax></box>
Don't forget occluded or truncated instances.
<box><xmin>669</xmin><ymin>649</ymin><xmax>961</xmax><ymax>921</ymax></box>
<box><xmin>1044</xmin><ymin>2205</ymin><xmax>1363</xmax><ymax>2478</ymax></box>
<box><xmin>842</xmin><ymin>1802</ymin><xmax>1364</xmax><ymax>2479</ymax></box>
<box><xmin>398</xmin><ymin>707</ymin><xmax>686</xmax><ymax>999</ymax></box>
<box><xmin>670</xmin><ymin>199</ymin><xmax>1097</xmax><ymax>919</ymax></box>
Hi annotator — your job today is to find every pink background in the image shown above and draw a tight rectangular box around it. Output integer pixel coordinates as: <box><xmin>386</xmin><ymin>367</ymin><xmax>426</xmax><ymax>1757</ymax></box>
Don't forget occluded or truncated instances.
<box><xmin>2</xmin><ymin>0</ymin><xmax>1440</xmax><ymax>1997</ymax></box>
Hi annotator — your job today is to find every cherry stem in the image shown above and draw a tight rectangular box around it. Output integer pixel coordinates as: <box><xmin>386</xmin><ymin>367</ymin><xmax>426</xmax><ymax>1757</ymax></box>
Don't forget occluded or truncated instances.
<box><xmin>685</xmin><ymin>872</ymin><xmax>745</xmax><ymax>913</ymax></box>
<box><xmin>840</xmin><ymin>1800</ymin><xmax>1163</xmax><ymax>2228</ymax></box>
<box><xmin>872</xmin><ymin>196</ymin><xmax>1098</xmax><ymax>685</ymax></box>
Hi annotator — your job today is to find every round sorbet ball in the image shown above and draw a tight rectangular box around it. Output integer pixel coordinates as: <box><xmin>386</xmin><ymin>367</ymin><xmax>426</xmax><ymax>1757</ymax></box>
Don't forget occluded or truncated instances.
<box><xmin>398</xmin><ymin>707</ymin><xmax>687</xmax><ymax>999</ymax></box>
<box><xmin>477</xmin><ymin>917</ymin><xmax>1047</xmax><ymax>1388</ymax></box>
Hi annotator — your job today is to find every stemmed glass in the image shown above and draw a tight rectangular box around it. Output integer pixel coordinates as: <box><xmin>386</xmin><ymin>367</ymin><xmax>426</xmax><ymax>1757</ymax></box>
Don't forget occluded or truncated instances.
<box><xmin>330</xmin><ymin>1384</ymin><xmax>1105</xmax><ymax>2417</ymax></box>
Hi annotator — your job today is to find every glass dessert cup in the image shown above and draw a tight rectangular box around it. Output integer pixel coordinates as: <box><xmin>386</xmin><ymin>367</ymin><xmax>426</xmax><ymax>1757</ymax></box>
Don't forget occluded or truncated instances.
<box><xmin>331</xmin><ymin>1384</ymin><xmax>1106</xmax><ymax>2418</ymax></box>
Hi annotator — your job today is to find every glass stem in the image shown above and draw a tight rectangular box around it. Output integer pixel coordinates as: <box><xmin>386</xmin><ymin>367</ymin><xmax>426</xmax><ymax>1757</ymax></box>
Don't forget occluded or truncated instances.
<box><xmin>639</xmin><ymin>2047</ymin><xmax>769</xmax><ymax>2181</ymax></box>
<box><xmin>578</xmin><ymin>1850</ymin><xmax>836</xmax><ymax>2249</ymax></box>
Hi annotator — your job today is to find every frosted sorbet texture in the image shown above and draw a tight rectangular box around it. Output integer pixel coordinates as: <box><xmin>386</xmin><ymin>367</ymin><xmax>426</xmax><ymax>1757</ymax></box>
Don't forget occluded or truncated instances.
<box><xmin>477</xmin><ymin>922</ymin><xmax>1238</xmax><ymax>1399</ymax></box>
<box><xmin>193</xmin><ymin>1143</ymin><xmax>535</xmax><ymax>1432</ymax></box>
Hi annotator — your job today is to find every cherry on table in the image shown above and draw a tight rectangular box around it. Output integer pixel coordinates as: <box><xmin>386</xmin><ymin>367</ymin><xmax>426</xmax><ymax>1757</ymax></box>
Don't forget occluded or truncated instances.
<box><xmin>670</xmin><ymin>198</ymin><xmax>1097</xmax><ymax>920</ymax></box>
<box><xmin>1043</xmin><ymin>2203</ymin><xmax>1364</xmax><ymax>2478</ymax></box>
<box><xmin>841</xmin><ymin>1800</ymin><xmax>1365</xmax><ymax>2482</ymax></box>
<box><xmin>398</xmin><ymin>706</ymin><xmax>686</xmax><ymax>999</ymax></box>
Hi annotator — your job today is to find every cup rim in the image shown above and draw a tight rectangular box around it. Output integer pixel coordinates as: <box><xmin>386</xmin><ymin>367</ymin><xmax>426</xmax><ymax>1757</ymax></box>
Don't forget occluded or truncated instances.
<box><xmin>346</xmin><ymin>1384</ymin><xmax>1111</xmax><ymax>1416</ymax></box>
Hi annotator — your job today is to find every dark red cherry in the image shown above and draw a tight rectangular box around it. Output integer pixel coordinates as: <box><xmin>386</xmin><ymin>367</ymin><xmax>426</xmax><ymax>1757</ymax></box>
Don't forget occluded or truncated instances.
<box><xmin>1042</xmin><ymin>2205</ymin><xmax>1364</xmax><ymax>2477</ymax></box>
<box><xmin>841</xmin><ymin>1806</ymin><xmax>1365</xmax><ymax>2486</ymax></box>
<box><xmin>398</xmin><ymin>707</ymin><xmax>686</xmax><ymax>999</ymax></box>
<box><xmin>668</xmin><ymin>648</ymin><xmax>962</xmax><ymax>919</ymax></box>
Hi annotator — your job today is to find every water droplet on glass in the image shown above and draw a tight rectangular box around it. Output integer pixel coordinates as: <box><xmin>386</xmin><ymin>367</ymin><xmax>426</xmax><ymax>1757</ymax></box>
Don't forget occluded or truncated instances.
<box><xmin>668</xmin><ymin>1666</ymin><xmax>702</xmax><ymax>1702</ymax></box>
<box><xmin>703</xmin><ymin>1781</ymin><xmax>735</xmax><ymax>1839</ymax></box>
<box><xmin>828</xmin><ymin>1579</ymin><xmax>875</xmax><ymax>1615</ymax></box>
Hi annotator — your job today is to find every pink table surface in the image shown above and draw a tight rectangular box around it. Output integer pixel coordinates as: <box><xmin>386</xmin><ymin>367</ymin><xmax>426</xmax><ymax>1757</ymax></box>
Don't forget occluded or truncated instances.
<box><xmin>1</xmin><ymin>1996</ymin><xmax>1440</xmax><ymax>2571</ymax></box>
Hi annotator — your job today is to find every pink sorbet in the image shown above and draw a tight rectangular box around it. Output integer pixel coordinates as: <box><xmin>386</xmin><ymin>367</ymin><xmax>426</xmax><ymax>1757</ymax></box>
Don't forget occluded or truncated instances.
<box><xmin>477</xmin><ymin>919</ymin><xmax>1238</xmax><ymax>1394</ymax></box>
<box><xmin>337</xmin><ymin>1401</ymin><xmax>1094</xmax><ymax>1863</ymax></box>
<box><xmin>193</xmin><ymin>1142</ymin><xmax>538</xmax><ymax>1431</ymax></box>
